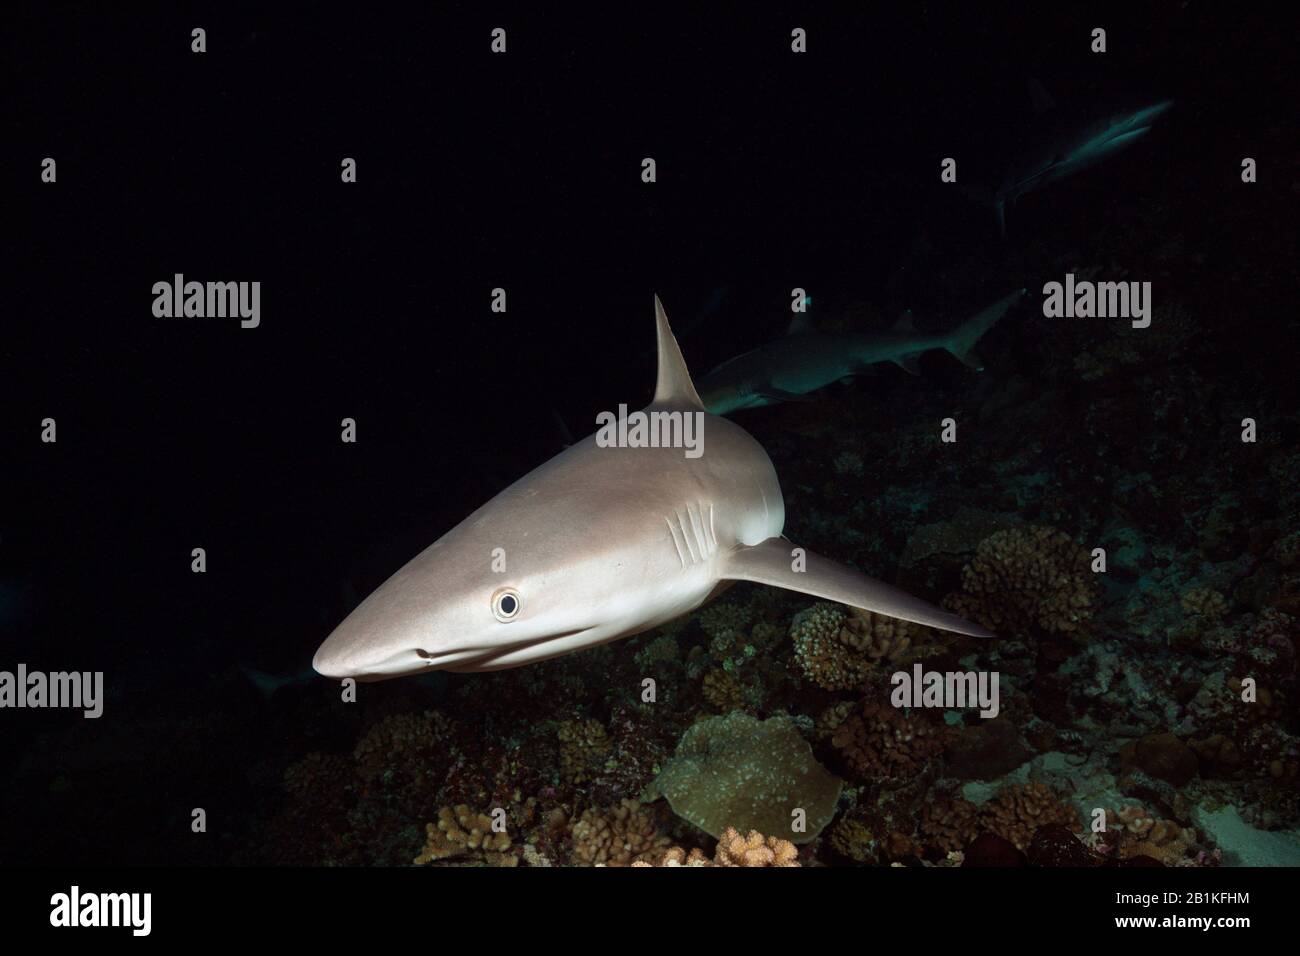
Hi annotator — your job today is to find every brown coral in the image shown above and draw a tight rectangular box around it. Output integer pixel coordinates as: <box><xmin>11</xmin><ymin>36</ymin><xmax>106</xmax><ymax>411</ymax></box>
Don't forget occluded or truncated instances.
<box><xmin>944</xmin><ymin>526</ymin><xmax>1098</xmax><ymax>636</ymax></box>
<box><xmin>978</xmin><ymin>782</ymin><xmax>1080</xmax><ymax>851</ymax></box>
<box><xmin>568</xmin><ymin>798</ymin><xmax>671</xmax><ymax>866</ymax></box>
<box><xmin>352</xmin><ymin>710</ymin><xmax>455</xmax><ymax>817</ymax></box>
<box><xmin>792</xmin><ymin>602</ymin><xmax>930</xmax><ymax>690</ymax></box>
<box><xmin>1181</xmin><ymin>586</ymin><xmax>1229</xmax><ymax>621</ymax></box>
<box><xmin>830</xmin><ymin>697</ymin><xmax>954</xmax><ymax>785</ymax></box>
<box><xmin>827</xmin><ymin>815</ymin><xmax>878</xmax><ymax>863</ymax></box>
<box><xmin>919</xmin><ymin>794</ymin><xmax>981</xmax><ymax>854</ymax></box>
<box><xmin>354</xmin><ymin>710</ymin><xmax>452</xmax><ymax>786</ymax></box>
<box><xmin>814</xmin><ymin>700</ymin><xmax>855</xmax><ymax>741</ymax></box>
<box><xmin>414</xmin><ymin>804</ymin><xmax>517</xmax><ymax>866</ymax></box>
<box><xmin>557</xmin><ymin>718</ymin><xmax>611</xmax><ymax>785</ymax></box>
<box><xmin>1107</xmin><ymin>805</ymin><xmax>1199</xmax><ymax>865</ymax></box>
<box><xmin>702</xmin><ymin>668</ymin><xmax>745</xmax><ymax>711</ymax></box>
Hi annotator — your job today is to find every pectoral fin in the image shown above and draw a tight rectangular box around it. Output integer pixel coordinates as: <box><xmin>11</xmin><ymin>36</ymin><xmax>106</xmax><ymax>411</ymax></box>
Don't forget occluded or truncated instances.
<box><xmin>720</xmin><ymin>537</ymin><xmax>994</xmax><ymax>638</ymax></box>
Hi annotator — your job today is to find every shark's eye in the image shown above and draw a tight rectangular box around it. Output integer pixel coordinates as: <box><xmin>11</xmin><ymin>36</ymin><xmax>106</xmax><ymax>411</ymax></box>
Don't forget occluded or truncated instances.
<box><xmin>491</xmin><ymin>588</ymin><xmax>521</xmax><ymax>622</ymax></box>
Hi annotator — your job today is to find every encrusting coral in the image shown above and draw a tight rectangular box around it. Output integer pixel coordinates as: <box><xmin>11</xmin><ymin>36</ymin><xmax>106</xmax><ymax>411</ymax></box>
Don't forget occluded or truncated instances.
<box><xmin>567</xmin><ymin>798</ymin><xmax>670</xmax><ymax>866</ymax></box>
<box><xmin>643</xmin><ymin>712</ymin><xmax>842</xmax><ymax>843</ymax></box>
<box><xmin>414</xmin><ymin>804</ymin><xmax>517</xmax><ymax>866</ymax></box>
<box><xmin>944</xmin><ymin>525</ymin><xmax>1097</xmax><ymax>636</ymax></box>
<box><xmin>791</xmin><ymin>602</ymin><xmax>928</xmax><ymax>691</ymax></box>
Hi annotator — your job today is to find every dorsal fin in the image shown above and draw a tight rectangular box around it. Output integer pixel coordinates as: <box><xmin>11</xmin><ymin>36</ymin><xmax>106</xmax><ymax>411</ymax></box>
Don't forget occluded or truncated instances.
<box><xmin>653</xmin><ymin>295</ymin><xmax>705</xmax><ymax>411</ymax></box>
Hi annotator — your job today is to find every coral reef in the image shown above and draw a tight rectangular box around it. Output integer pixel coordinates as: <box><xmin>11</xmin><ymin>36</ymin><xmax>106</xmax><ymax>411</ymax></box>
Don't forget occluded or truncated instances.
<box><xmin>977</xmin><ymin>782</ymin><xmax>1080</xmax><ymax>851</ymax></box>
<box><xmin>944</xmin><ymin>526</ymin><xmax>1098</xmax><ymax>636</ymax></box>
<box><xmin>414</xmin><ymin>805</ymin><xmax>518</xmax><ymax>867</ymax></box>
<box><xmin>713</xmin><ymin>827</ymin><xmax>800</xmax><ymax>867</ymax></box>
<box><xmin>557</xmin><ymin>718</ymin><xmax>612</xmax><ymax>785</ymax></box>
<box><xmin>567</xmin><ymin>798</ymin><xmax>671</xmax><ymax>866</ymax></box>
<box><xmin>634</xmin><ymin>828</ymin><xmax>801</xmax><ymax>867</ymax></box>
<box><xmin>702</xmin><ymin>668</ymin><xmax>746</xmax><ymax>711</ymax></box>
<box><xmin>1103</xmin><ymin>805</ymin><xmax>1204</xmax><ymax>866</ymax></box>
<box><xmin>918</xmin><ymin>794</ymin><xmax>981</xmax><ymax>855</ymax></box>
<box><xmin>830</xmin><ymin>697</ymin><xmax>954</xmax><ymax>786</ymax></box>
<box><xmin>791</xmin><ymin>602</ymin><xmax>931</xmax><ymax>690</ymax></box>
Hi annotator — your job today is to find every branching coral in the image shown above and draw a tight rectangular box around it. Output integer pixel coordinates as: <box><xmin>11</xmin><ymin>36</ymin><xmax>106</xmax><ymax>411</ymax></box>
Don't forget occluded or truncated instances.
<box><xmin>918</xmin><ymin>794</ymin><xmax>981</xmax><ymax>855</ymax></box>
<box><xmin>829</xmin><ymin>697</ymin><xmax>954</xmax><ymax>786</ymax></box>
<box><xmin>815</xmin><ymin>700</ymin><xmax>855</xmax><ymax>741</ymax></box>
<box><xmin>714</xmin><ymin>827</ymin><xmax>800</xmax><ymax>866</ymax></box>
<box><xmin>944</xmin><ymin>526</ymin><xmax>1098</xmax><ymax>636</ymax></box>
<box><xmin>567</xmin><ymin>798</ymin><xmax>670</xmax><ymax>866</ymax></box>
<box><xmin>634</xmin><ymin>828</ymin><xmax>800</xmax><ymax>867</ymax></box>
<box><xmin>414</xmin><ymin>805</ymin><xmax>517</xmax><ymax>866</ymax></box>
<box><xmin>978</xmin><ymin>782</ymin><xmax>1080</xmax><ymax>851</ymax></box>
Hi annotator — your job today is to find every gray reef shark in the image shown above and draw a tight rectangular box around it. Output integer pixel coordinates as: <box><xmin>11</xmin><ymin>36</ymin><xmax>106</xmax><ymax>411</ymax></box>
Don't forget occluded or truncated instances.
<box><xmin>969</xmin><ymin>96</ymin><xmax>1173</xmax><ymax>235</ymax></box>
<box><xmin>697</xmin><ymin>289</ymin><xmax>1027</xmax><ymax>416</ymax></box>
<box><xmin>313</xmin><ymin>297</ymin><xmax>992</xmax><ymax>681</ymax></box>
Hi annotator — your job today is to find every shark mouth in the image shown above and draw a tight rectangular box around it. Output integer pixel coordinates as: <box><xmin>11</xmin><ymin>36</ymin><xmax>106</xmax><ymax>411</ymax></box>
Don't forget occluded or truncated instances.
<box><xmin>416</xmin><ymin>627</ymin><xmax>599</xmax><ymax>672</ymax></box>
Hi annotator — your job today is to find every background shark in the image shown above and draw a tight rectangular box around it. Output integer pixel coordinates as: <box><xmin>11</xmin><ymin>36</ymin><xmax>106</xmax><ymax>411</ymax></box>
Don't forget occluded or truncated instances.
<box><xmin>313</xmin><ymin>297</ymin><xmax>992</xmax><ymax>680</ymax></box>
<box><xmin>967</xmin><ymin>90</ymin><xmax>1173</xmax><ymax>235</ymax></box>
<box><xmin>696</xmin><ymin>289</ymin><xmax>1027</xmax><ymax>415</ymax></box>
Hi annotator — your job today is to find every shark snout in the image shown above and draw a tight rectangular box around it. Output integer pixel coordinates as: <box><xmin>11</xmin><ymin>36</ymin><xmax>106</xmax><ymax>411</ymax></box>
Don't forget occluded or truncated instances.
<box><xmin>313</xmin><ymin>613</ymin><xmax>501</xmax><ymax>681</ymax></box>
<box><xmin>311</xmin><ymin>637</ymin><xmax>429</xmax><ymax>681</ymax></box>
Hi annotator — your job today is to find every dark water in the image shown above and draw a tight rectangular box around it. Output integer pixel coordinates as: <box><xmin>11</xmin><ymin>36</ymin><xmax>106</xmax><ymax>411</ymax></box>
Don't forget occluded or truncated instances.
<box><xmin>3</xmin><ymin>6</ymin><xmax>1295</xmax><ymax>869</ymax></box>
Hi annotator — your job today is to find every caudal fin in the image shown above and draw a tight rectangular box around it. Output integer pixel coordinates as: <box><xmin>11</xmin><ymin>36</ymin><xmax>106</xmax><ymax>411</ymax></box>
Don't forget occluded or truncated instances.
<box><xmin>944</xmin><ymin>288</ymin><xmax>1027</xmax><ymax>371</ymax></box>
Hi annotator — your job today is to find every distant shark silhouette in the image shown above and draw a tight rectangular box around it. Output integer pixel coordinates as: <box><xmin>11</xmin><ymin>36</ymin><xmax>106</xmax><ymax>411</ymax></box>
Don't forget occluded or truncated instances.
<box><xmin>313</xmin><ymin>297</ymin><xmax>992</xmax><ymax>681</ymax></box>
<box><xmin>967</xmin><ymin>87</ymin><xmax>1173</xmax><ymax>235</ymax></box>
<box><xmin>697</xmin><ymin>289</ymin><xmax>1027</xmax><ymax>415</ymax></box>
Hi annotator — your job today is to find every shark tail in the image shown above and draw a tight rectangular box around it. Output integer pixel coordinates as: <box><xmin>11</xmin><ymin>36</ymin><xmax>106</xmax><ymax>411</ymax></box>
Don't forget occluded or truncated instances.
<box><xmin>943</xmin><ymin>288</ymin><xmax>1028</xmax><ymax>371</ymax></box>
